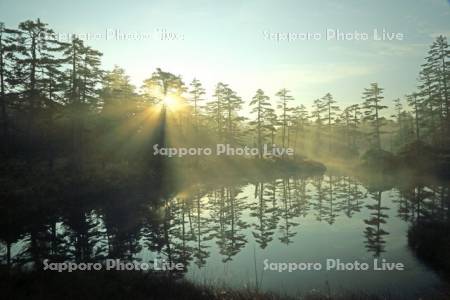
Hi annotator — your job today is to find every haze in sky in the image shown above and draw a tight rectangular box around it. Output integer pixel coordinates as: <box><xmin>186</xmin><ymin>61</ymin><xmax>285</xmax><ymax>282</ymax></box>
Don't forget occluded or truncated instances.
<box><xmin>1</xmin><ymin>0</ymin><xmax>450</xmax><ymax>110</ymax></box>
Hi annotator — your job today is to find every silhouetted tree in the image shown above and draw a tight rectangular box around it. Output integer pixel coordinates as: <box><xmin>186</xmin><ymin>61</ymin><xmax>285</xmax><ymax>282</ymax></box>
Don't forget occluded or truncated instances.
<box><xmin>275</xmin><ymin>88</ymin><xmax>294</xmax><ymax>149</ymax></box>
<box><xmin>249</xmin><ymin>89</ymin><xmax>272</xmax><ymax>158</ymax></box>
<box><xmin>362</xmin><ymin>83</ymin><xmax>387</xmax><ymax>149</ymax></box>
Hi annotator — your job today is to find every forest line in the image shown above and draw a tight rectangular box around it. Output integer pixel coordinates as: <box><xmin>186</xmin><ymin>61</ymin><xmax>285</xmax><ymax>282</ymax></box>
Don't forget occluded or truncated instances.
<box><xmin>0</xmin><ymin>19</ymin><xmax>449</xmax><ymax>173</ymax></box>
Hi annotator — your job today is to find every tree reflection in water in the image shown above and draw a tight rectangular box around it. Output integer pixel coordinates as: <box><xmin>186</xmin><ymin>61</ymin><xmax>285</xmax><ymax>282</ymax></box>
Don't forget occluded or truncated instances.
<box><xmin>1</xmin><ymin>173</ymin><xmax>449</xmax><ymax>287</ymax></box>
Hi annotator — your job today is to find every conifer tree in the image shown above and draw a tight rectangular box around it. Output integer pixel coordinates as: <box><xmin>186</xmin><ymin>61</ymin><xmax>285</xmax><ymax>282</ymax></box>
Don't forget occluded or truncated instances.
<box><xmin>188</xmin><ymin>78</ymin><xmax>205</xmax><ymax>129</ymax></box>
<box><xmin>362</xmin><ymin>83</ymin><xmax>387</xmax><ymax>150</ymax></box>
<box><xmin>321</xmin><ymin>93</ymin><xmax>340</xmax><ymax>151</ymax></box>
<box><xmin>275</xmin><ymin>88</ymin><xmax>294</xmax><ymax>148</ymax></box>
<box><xmin>249</xmin><ymin>89</ymin><xmax>271</xmax><ymax>158</ymax></box>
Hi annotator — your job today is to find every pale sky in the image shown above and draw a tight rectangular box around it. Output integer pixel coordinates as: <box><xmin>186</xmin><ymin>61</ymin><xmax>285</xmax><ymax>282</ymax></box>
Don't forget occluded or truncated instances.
<box><xmin>1</xmin><ymin>0</ymin><xmax>450</xmax><ymax>112</ymax></box>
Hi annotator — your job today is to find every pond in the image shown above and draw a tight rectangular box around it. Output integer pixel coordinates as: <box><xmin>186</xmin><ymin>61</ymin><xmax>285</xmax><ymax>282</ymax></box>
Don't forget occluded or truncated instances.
<box><xmin>2</xmin><ymin>173</ymin><xmax>448</xmax><ymax>298</ymax></box>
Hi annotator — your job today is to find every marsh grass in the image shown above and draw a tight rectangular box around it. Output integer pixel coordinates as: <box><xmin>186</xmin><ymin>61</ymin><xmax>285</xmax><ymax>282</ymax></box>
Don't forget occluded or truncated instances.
<box><xmin>1</xmin><ymin>270</ymin><xmax>449</xmax><ymax>300</ymax></box>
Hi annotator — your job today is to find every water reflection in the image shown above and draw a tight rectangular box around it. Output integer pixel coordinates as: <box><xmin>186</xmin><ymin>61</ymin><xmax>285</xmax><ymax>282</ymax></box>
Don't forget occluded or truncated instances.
<box><xmin>1</xmin><ymin>173</ymin><xmax>449</xmax><ymax>294</ymax></box>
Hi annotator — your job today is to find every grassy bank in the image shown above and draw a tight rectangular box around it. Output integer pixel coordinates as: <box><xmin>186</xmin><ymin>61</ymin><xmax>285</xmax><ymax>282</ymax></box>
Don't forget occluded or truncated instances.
<box><xmin>1</xmin><ymin>269</ymin><xmax>449</xmax><ymax>300</ymax></box>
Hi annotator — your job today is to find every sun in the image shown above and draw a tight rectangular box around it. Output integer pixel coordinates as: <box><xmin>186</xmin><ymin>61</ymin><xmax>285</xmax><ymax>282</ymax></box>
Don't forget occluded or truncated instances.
<box><xmin>162</xmin><ymin>95</ymin><xmax>178</xmax><ymax>107</ymax></box>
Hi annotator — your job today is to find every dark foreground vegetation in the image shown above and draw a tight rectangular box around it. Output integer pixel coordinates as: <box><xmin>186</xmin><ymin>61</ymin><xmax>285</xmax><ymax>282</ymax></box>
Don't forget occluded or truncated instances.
<box><xmin>409</xmin><ymin>217</ymin><xmax>450</xmax><ymax>279</ymax></box>
<box><xmin>1</xmin><ymin>270</ymin><xmax>449</xmax><ymax>300</ymax></box>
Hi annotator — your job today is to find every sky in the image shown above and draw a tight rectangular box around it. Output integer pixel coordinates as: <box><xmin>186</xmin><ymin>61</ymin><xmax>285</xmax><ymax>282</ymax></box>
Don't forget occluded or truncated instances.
<box><xmin>1</xmin><ymin>0</ymin><xmax>450</xmax><ymax>113</ymax></box>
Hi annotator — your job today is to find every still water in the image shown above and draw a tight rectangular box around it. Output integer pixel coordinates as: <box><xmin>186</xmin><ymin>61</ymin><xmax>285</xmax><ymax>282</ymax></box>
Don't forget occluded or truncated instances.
<box><xmin>3</xmin><ymin>173</ymin><xmax>448</xmax><ymax>297</ymax></box>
